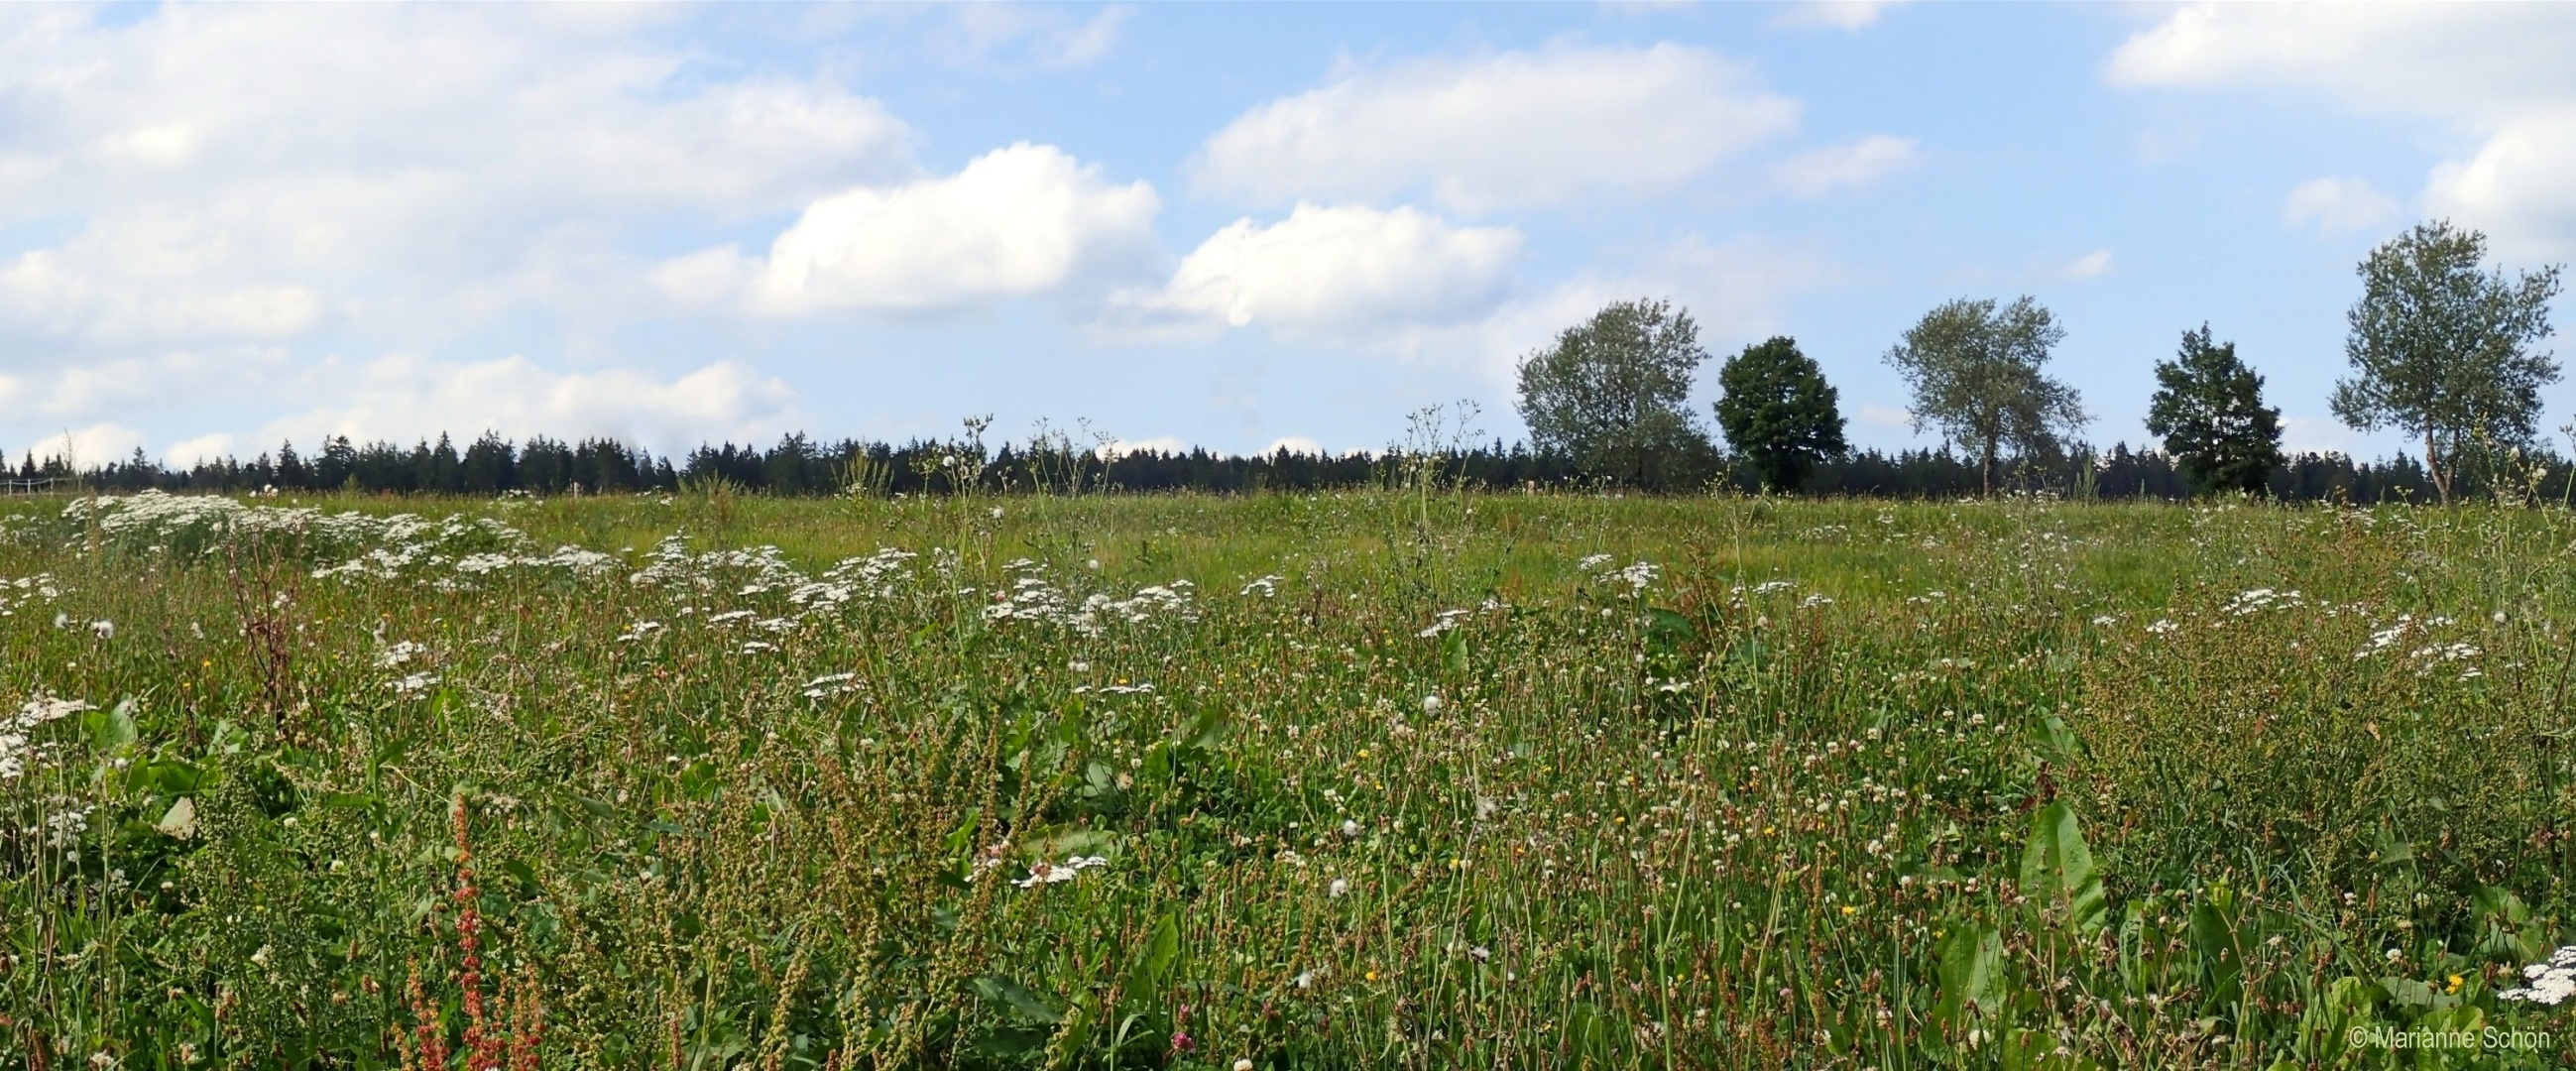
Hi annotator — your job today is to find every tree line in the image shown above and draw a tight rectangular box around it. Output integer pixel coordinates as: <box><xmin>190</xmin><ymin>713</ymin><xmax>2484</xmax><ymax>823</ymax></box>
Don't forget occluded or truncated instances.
<box><xmin>11</xmin><ymin>219</ymin><xmax>2564</xmax><ymax>505</ymax></box>
<box><xmin>17</xmin><ymin>424</ymin><xmax>2516</xmax><ymax>504</ymax></box>
<box><xmin>1515</xmin><ymin>219</ymin><xmax>2566</xmax><ymax>503</ymax></box>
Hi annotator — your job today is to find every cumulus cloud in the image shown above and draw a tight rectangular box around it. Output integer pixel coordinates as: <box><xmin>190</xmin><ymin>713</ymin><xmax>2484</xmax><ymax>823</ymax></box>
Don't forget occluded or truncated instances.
<box><xmin>0</xmin><ymin>4</ymin><xmax>913</xmax><ymax>346</ymax></box>
<box><xmin>2107</xmin><ymin>4</ymin><xmax>2576</xmax><ymax>256</ymax></box>
<box><xmin>1192</xmin><ymin>44</ymin><xmax>1800</xmax><ymax>213</ymax></box>
<box><xmin>259</xmin><ymin>356</ymin><xmax>799</xmax><ymax>456</ymax></box>
<box><xmin>2064</xmin><ymin>249</ymin><xmax>2113</xmax><ymax>279</ymax></box>
<box><xmin>1774</xmin><ymin>135</ymin><xmax>1920</xmax><ymax>197</ymax></box>
<box><xmin>2283</xmin><ymin>177</ymin><xmax>2401</xmax><ymax>234</ymax></box>
<box><xmin>664</xmin><ymin>144</ymin><xmax>1160</xmax><ymax>315</ymax></box>
<box><xmin>17</xmin><ymin>423</ymin><xmax>146</xmax><ymax>468</ymax></box>
<box><xmin>1115</xmin><ymin>203</ymin><xmax>1523</xmax><ymax>338</ymax></box>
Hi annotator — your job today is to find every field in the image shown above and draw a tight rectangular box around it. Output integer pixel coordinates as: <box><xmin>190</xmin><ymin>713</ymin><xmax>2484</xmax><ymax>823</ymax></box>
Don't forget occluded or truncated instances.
<box><xmin>3</xmin><ymin>487</ymin><xmax>2573</xmax><ymax>1069</ymax></box>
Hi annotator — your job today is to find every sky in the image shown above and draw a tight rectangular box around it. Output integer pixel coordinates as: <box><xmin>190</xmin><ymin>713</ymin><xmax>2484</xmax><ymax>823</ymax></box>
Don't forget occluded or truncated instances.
<box><xmin>5</xmin><ymin>1</ymin><xmax>2576</xmax><ymax>468</ymax></box>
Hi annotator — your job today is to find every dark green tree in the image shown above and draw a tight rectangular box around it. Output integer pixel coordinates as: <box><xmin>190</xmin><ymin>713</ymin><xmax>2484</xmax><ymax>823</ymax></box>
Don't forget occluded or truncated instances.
<box><xmin>2330</xmin><ymin>220</ymin><xmax>2562</xmax><ymax>504</ymax></box>
<box><xmin>1514</xmin><ymin>298</ymin><xmax>1716</xmax><ymax>489</ymax></box>
<box><xmin>1882</xmin><ymin>296</ymin><xmax>2087</xmax><ymax>495</ymax></box>
<box><xmin>1713</xmin><ymin>336</ymin><xmax>1847</xmax><ymax>492</ymax></box>
<box><xmin>2145</xmin><ymin>324</ymin><xmax>2282</xmax><ymax>495</ymax></box>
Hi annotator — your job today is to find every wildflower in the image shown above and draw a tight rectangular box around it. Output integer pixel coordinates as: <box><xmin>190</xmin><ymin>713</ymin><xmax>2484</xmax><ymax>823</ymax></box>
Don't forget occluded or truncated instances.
<box><xmin>1235</xmin><ymin>1060</ymin><xmax>1254</xmax><ymax>1071</ymax></box>
<box><xmin>1421</xmin><ymin>694</ymin><xmax>1443</xmax><ymax>714</ymax></box>
<box><xmin>250</xmin><ymin>945</ymin><xmax>272</xmax><ymax>967</ymax></box>
<box><xmin>1012</xmin><ymin>855</ymin><xmax>1108</xmax><ymax>889</ymax></box>
<box><xmin>90</xmin><ymin>619</ymin><xmax>115</xmax><ymax>639</ymax></box>
<box><xmin>1329</xmin><ymin>878</ymin><xmax>1349</xmax><ymax>898</ymax></box>
<box><xmin>2501</xmin><ymin>945</ymin><xmax>2576</xmax><ymax>1006</ymax></box>
<box><xmin>1340</xmin><ymin>819</ymin><xmax>1359</xmax><ymax>839</ymax></box>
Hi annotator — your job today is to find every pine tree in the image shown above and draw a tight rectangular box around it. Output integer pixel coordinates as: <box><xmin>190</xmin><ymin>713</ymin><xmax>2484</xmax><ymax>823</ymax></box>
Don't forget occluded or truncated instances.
<box><xmin>1714</xmin><ymin>336</ymin><xmax>1848</xmax><ymax>493</ymax></box>
<box><xmin>2146</xmin><ymin>324</ymin><xmax>2283</xmax><ymax>495</ymax></box>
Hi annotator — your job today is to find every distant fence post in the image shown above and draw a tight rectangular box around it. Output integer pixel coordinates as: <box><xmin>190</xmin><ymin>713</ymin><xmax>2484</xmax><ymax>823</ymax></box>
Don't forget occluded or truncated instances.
<box><xmin>1</xmin><ymin>476</ymin><xmax>65</xmax><ymax>495</ymax></box>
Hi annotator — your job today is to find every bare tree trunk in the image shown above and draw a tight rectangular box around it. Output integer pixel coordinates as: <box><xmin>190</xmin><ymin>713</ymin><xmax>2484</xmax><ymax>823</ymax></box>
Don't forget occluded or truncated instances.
<box><xmin>2425</xmin><ymin>428</ymin><xmax>2449</xmax><ymax>505</ymax></box>
<box><xmin>1980</xmin><ymin>440</ymin><xmax>1997</xmax><ymax>497</ymax></box>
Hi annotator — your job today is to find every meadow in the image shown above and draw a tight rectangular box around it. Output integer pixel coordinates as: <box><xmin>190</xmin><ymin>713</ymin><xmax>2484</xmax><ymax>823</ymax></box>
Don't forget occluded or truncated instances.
<box><xmin>2</xmin><ymin>485</ymin><xmax>2572</xmax><ymax>1069</ymax></box>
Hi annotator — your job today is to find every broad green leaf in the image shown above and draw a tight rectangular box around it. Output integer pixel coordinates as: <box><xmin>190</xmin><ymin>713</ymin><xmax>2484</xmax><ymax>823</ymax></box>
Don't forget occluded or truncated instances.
<box><xmin>972</xmin><ymin>976</ymin><xmax>1066</xmax><ymax>1025</ymax></box>
<box><xmin>1932</xmin><ymin>924</ymin><xmax>2005</xmax><ymax>1026</ymax></box>
<box><xmin>2019</xmin><ymin>800</ymin><xmax>2107</xmax><ymax>933</ymax></box>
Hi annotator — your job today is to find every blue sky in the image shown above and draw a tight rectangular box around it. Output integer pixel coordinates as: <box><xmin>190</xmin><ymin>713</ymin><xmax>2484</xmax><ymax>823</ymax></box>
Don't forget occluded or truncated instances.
<box><xmin>4</xmin><ymin>1</ymin><xmax>2573</xmax><ymax>467</ymax></box>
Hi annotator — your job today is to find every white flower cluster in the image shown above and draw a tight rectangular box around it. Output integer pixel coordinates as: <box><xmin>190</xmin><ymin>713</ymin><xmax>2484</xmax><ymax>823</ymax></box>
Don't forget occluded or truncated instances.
<box><xmin>791</xmin><ymin>548</ymin><xmax>921</xmax><ymax>607</ymax></box>
<box><xmin>67</xmin><ymin>493</ymin><xmax>540</xmax><ymax>580</ymax></box>
<box><xmin>981</xmin><ymin>563</ymin><xmax>1198</xmax><ymax>636</ymax></box>
<box><xmin>2219</xmin><ymin>588</ymin><xmax>2304</xmax><ymax>616</ymax></box>
<box><xmin>2</xmin><ymin>695</ymin><xmax>92</xmax><ymax>781</ymax></box>
<box><xmin>1013</xmin><ymin>855</ymin><xmax>1109</xmax><ymax>889</ymax></box>
<box><xmin>1609</xmin><ymin>561</ymin><xmax>1660</xmax><ymax>593</ymax></box>
<box><xmin>0</xmin><ymin>573</ymin><xmax>59</xmax><ymax>618</ymax></box>
<box><xmin>629</xmin><ymin>536</ymin><xmax>805</xmax><ymax>593</ymax></box>
<box><xmin>2501</xmin><ymin>945</ymin><xmax>2576</xmax><ymax>1006</ymax></box>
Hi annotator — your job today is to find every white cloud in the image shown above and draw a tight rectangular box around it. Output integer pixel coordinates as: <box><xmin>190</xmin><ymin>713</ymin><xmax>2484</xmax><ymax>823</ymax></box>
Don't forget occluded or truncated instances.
<box><xmin>1771</xmin><ymin>1</ymin><xmax>1909</xmax><ymax>32</ymax></box>
<box><xmin>1117</xmin><ymin>203</ymin><xmax>1523</xmax><ymax>337</ymax></box>
<box><xmin>163</xmin><ymin>433</ymin><xmax>237</xmax><ymax>469</ymax></box>
<box><xmin>257</xmin><ymin>356</ymin><xmax>798</xmax><ymax>456</ymax></box>
<box><xmin>2283</xmin><ymin>177</ymin><xmax>2401</xmax><ymax>234</ymax></box>
<box><xmin>1260</xmin><ymin>435</ymin><xmax>1327</xmax><ymax>457</ymax></box>
<box><xmin>19</xmin><ymin>422</ymin><xmax>146</xmax><ymax>468</ymax></box>
<box><xmin>2107</xmin><ymin>4</ymin><xmax>2576</xmax><ymax>256</ymax></box>
<box><xmin>1193</xmin><ymin>45</ymin><xmax>1800</xmax><ymax>213</ymax></box>
<box><xmin>2064</xmin><ymin>249</ymin><xmax>2113</xmax><ymax>279</ymax></box>
<box><xmin>946</xmin><ymin>3</ymin><xmax>1133</xmax><ymax>68</ymax></box>
<box><xmin>1774</xmin><ymin>135</ymin><xmax>1919</xmax><ymax>197</ymax></box>
<box><xmin>1096</xmin><ymin>435</ymin><xmax>1190</xmax><ymax>459</ymax></box>
<box><xmin>0</xmin><ymin>4</ymin><xmax>914</xmax><ymax>346</ymax></box>
<box><xmin>670</xmin><ymin>144</ymin><xmax>1161</xmax><ymax>315</ymax></box>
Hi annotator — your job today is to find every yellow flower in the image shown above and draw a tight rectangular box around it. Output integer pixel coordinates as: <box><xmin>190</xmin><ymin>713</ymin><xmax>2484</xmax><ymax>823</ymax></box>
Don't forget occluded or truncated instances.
<box><xmin>2446</xmin><ymin>974</ymin><xmax>2463</xmax><ymax>994</ymax></box>
<box><xmin>1364</xmin><ymin>970</ymin><xmax>1378</xmax><ymax>982</ymax></box>
<box><xmin>1839</xmin><ymin>905</ymin><xmax>1858</xmax><ymax>916</ymax></box>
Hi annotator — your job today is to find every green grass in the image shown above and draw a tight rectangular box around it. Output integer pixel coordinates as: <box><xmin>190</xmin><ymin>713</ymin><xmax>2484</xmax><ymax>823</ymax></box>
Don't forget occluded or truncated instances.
<box><xmin>3</xmin><ymin>488</ymin><xmax>2572</xmax><ymax>1069</ymax></box>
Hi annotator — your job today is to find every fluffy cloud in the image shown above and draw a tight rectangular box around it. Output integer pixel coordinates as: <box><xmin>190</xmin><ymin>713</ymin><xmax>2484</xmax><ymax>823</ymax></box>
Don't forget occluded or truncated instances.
<box><xmin>1117</xmin><ymin>203</ymin><xmax>1523</xmax><ymax>337</ymax></box>
<box><xmin>1192</xmin><ymin>45</ymin><xmax>1800</xmax><ymax>213</ymax></box>
<box><xmin>664</xmin><ymin>144</ymin><xmax>1160</xmax><ymax>315</ymax></box>
<box><xmin>260</xmin><ymin>356</ymin><xmax>799</xmax><ymax>456</ymax></box>
<box><xmin>2283</xmin><ymin>177</ymin><xmax>2402</xmax><ymax>234</ymax></box>
<box><xmin>17</xmin><ymin>423</ymin><xmax>146</xmax><ymax>468</ymax></box>
<box><xmin>1774</xmin><ymin>136</ymin><xmax>1920</xmax><ymax>197</ymax></box>
<box><xmin>0</xmin><ymin>4</ymin><xmax>913</xmax><ymax>346</ymax></box>
<box><xmin>2107</xmin><ymin>4</ymin><xmax>2576</xmax><ymax>256</ymax></box>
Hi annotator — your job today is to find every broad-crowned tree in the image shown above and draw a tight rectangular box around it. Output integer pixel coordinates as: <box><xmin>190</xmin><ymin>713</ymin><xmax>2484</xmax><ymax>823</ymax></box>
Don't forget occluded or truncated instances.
<box><xmin>2330</xmin><ymin>220</ymin><xmax>2562</xmax><ymax>505</ymax></box>
<box><xmin>1714</xmin><ymin>336</ymin><xmax>1847</xmax><ymax>492</ymax></box>
<box><xmin>2146</xmin><ymin>324</ymin><xmax>2283</xmax><ymax>496</ymax></box>
<box><xmin>1882</xmin><ymin>296</ymin><xmax>2087</xmax><ymax>495</ymax></box>
<box><xmin>1515</xmin><ymin>298</ymin><xmax>1717</xmax><ymax>490</ymax></box>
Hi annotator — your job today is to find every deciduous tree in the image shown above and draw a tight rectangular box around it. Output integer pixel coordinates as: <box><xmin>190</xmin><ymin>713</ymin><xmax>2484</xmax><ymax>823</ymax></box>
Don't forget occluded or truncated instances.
<box><xmin>1515</xmin><ymin>298</ymin><xmax>1716</xmax><ymax>489</ymax></box>
<box><xmin>2330</xmin><ymin>220</ymin><xmax>2562</xmax><ymax>504</ymax></box>
<box><xmin>1882</xmin><ymin>296</ymin><xmax>2087</xmax><ymax>495</ymax></box>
